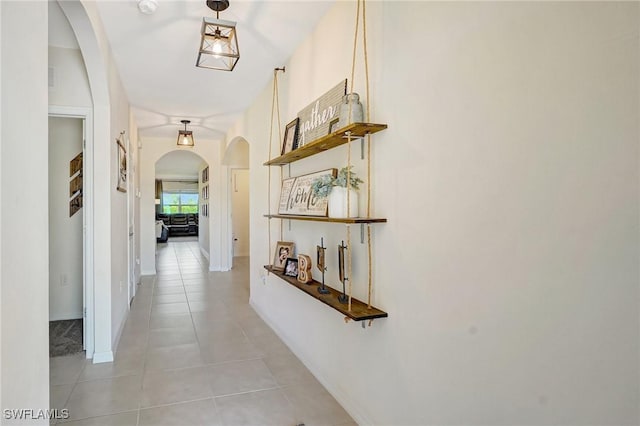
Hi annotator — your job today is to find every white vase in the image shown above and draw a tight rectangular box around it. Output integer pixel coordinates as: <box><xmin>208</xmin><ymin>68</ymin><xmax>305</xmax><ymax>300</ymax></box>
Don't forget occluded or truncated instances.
<box><xmin>328</xmin><ymin>187</ymin><xmax>359</xmax><ymax>218</ymax></box>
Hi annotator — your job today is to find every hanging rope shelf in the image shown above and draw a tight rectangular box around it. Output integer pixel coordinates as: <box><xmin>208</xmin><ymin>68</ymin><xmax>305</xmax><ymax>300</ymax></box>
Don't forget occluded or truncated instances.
<box><xmin>264</xmin><ymin>0</ymin><xmax>388</xmax><ymax>324</ymax></box>
<box><xmin>263</xmin><ymin>123</ymin><xmax>387</xmax><ymax>166</ymax></box>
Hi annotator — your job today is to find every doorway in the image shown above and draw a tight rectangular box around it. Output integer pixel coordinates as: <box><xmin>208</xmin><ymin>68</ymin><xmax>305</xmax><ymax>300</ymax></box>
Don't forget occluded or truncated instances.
<box><xmin>231</xmin><ymin>169</ymin><xmax>250</xmax><ymax>258</ymax></box>
<box><xmin>48</xmin><ymin>116</ymin><xmax>85</xmax><ymax>357</ymax></box>
<box><xmin>223</xmin><ymin>137</ymin><xmax>250</xmax><ymax>270</ymax></box>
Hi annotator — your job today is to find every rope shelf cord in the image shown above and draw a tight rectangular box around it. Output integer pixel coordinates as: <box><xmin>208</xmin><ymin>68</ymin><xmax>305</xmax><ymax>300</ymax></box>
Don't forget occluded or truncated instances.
<box><xmin>267</xmin><ymin>67</ymin><xmax>285</xmax><ymax>273</ymax></box>
<box><xmin>345</xmin><ymin>0</ymin><xmax>373</xmax><ymax>311</ymax></box>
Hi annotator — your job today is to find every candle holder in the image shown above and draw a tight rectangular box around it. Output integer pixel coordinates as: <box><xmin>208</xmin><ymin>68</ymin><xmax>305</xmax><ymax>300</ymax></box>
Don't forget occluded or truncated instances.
<box><xmin>338</xmin><ymin>241</ymin><xmax>348</xmax><ymax>304</ymax></box>
<box><xmin>317</xmin><ymin>237</ymin><xmax>330</xmax><ymax>294</ymax></box>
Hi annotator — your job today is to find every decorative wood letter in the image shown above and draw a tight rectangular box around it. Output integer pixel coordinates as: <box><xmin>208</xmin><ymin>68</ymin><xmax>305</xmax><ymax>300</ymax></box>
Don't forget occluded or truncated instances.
<box><xmin>298</xmin><ymin>254</ymin><xmax>313</xmax><ymax>284</ymax></box>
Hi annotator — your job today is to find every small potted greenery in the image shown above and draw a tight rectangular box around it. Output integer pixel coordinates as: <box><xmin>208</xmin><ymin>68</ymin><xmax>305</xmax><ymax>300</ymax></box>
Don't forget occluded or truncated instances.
<box><xmin>311</xmin><ymin>166</ymin><xmax>363</xmax><ymax>218</ymax></box>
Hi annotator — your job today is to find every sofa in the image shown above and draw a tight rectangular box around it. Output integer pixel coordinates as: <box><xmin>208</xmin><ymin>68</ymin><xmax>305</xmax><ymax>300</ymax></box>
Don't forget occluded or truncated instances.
<box><xmin>156</xmin><ymin>213</ymin><xmax>198</xmax><ymax>236</ymax></box>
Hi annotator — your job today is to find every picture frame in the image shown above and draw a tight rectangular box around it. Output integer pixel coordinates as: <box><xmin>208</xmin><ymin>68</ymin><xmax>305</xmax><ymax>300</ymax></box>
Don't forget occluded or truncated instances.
<box><xmin>281</xmin><ymin>118</ymin><xmax>300</xmax><ymax>155</ymax></box>
<box><xmin>273</xmin><ymin>241</ymin><xmax>295</xmax><ymax>272</ymax></box>
<box><xmin>202</xmin><ymin>166</ymin><xmax>209</xmax><ymax>183</ymax></box>
<box><xmin>116</xmin><ymin>133</ymin><xmax>127</xmax><ymax>193</ymax></box>
<box><xmin>277</xmin><ymin>168</ymin><xmax>337</xmax><ymax>216</ymax></box>
<box><xmin>329</xmin><ymin>118</ymin><xmax>340</xmax><ymax>134</ymax></box>
<box><xmin>317</xmin><ymin>244</ymin><xmax>326</xmax><ymax>273</ymax></box>
<box><xmin>284</xmin><ymin>258</ymin><xmax>299</xmax><ymax>277</ymax></box>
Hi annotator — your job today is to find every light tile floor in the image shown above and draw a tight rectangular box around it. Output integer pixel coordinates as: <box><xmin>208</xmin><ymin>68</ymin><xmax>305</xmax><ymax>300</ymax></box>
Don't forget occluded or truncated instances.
<box><xmin>50</xmin><ymin>239</ymin><xmax>356</xmax><ymax>426</ymax></box>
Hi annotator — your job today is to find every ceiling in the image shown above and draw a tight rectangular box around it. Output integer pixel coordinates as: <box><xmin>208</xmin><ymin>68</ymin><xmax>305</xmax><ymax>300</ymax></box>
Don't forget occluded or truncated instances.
<box><xmin>91</xmin><ymin>0</ymin><xmax>335</xmax><ymax>142</ymax></box>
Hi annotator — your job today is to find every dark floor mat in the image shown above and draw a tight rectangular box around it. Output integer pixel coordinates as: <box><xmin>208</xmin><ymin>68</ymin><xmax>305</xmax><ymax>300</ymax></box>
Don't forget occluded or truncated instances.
<box><xmin>49</xmin><ymin>319</ymin><xmax>83</xmax><ymax>357</ymax></box>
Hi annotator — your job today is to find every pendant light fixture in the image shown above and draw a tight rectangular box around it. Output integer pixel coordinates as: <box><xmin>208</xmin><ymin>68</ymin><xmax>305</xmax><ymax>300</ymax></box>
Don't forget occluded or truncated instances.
<box><xmin>177</xmin><ymin>120</ymin><xmax>195</xmax><ymax>147</ymax></box>
<box><xmin>196</xmin><ymin>0</ymin><xmax>240</xmax><ymax>71</ymax></box>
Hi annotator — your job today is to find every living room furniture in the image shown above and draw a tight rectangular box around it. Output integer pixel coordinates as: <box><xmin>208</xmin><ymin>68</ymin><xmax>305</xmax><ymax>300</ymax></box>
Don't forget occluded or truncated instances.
<box><xmin>156</xmin><ymin>213</ymin><xmax>199</xmax><ymax>236</ymax></box>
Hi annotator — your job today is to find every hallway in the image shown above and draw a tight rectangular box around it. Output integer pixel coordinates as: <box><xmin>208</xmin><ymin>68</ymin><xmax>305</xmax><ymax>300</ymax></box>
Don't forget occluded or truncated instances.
<box><xmin>50</xmin><ymin>239</ymin><xmax>355</xmax><ymax>425</ymax></box>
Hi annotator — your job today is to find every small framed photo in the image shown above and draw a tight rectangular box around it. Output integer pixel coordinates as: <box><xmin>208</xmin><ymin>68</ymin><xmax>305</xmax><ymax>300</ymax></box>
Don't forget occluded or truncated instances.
<box><xmin>283</xmin><ymin>258</ymin><xmax>299</xmax><ymax>277</ymax></box>
<box><xmin>281</xmin><ymin>118</ymin><xmax>300</xmax><ymax>155</ymax></box>
<box><xmin>273</xmin><ymin>241</ymin><xmax>295</xmax><ymax>271</ymax></box>
<box><xmin>329</xmin><ymin>118</ymin><xmax>340</xmax><ymax>134</ymax></box>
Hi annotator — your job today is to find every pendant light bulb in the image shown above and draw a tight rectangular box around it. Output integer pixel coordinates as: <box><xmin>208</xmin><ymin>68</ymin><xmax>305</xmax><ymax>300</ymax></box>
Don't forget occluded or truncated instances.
<box><xmin>212</xmin><ymin>32</ymin><xmax>224</xmax><ymax>55</ymax></box>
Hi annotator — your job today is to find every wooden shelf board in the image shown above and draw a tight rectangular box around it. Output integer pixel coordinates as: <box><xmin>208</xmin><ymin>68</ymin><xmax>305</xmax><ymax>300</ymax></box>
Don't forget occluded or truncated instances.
<box><xmin>265</xmin><ymin>214</ymin><xmax>386</xmax><ymax>224</ymax></box>
<box><xmin>264</xmin><ymin>266</ymin><xmax>388</xmax><ymax>321</ymax></box>
<box><xmin>264</xmin><ymin>122</ymin><xmax>388</xmax><ymax>166</ymax></box>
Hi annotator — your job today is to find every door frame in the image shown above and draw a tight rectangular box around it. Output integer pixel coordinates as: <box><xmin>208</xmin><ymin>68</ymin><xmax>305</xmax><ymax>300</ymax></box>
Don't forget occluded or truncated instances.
<box><xmin>127</xmin><ymin>134</ymin><xmax>136</xmax><ymax>305</ymax></box>
<box><xmin>48</xmin><ymin>105</ymin><xmax>94</xmax><ymax>359</ymax></box>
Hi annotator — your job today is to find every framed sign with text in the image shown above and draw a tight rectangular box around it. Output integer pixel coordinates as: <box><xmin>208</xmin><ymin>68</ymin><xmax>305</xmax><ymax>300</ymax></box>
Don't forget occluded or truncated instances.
<box><xmin>278</xmin><ymin>169</ymin><xmax>337</xmax><ymax>216</ymax></box>
<box><xmin>296</xmin><ymin>79</ymin><xmax>346</xmax><ymax>147</ymax></box>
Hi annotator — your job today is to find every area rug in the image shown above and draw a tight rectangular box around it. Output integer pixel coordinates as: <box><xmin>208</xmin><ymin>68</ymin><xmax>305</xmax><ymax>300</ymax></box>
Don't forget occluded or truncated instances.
<box><xmin>49</xmin><ymin>319</ymin><xmax>83</xmax><ymax>357</ymax></box>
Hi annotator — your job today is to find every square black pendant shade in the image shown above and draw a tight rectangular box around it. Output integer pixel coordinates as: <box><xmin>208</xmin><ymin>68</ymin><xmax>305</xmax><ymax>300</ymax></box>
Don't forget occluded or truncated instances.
<box><xmin>196</xmin><ymin>17</ymin><xmax>240</xmax><ymax>71</ymax></box>
<box><xmin>177</xmin><ymin>120</ymin><xmax>195</xmax><ymax>147</ymax></box>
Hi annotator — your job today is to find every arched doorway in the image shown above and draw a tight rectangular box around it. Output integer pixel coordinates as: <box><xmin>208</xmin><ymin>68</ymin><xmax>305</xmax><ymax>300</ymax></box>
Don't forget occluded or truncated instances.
<box><xmin>155</xmin><ymin>150</ymin><xmax>208</xmax><ymax>251</ymax></box>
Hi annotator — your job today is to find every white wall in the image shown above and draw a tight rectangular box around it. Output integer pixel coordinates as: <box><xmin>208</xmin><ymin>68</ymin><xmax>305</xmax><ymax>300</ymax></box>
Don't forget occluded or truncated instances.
<box><xmin>231</xmin><ymin>169</ymin><xmax>250</xmax><ymax>257</ymax></box>
<box><xmin>56</xmin><ymin>0</ymin><xmax>137</xmax><ymax>362</ymax></box>
<box><xmin>227</xmin><ymin>2</ymin><xmax>639</xmax><ymax>425</ymax></box>
<box><xmin>49</xmin><ymin>46</ymin><xmax>91</xmax><ymax>108</ymax></box>
<box><xmin>0</xmin><ymin>0</ymin><xmax>49</xmax><ymax>419</ymax></box>
<box><xmin>108</xmin><ymin>54</ymin><xmax>133</xmax><ymax>351</ymax></box>
<box><xmin>1</xmin><ymin>0</ymin><xmax>3</xmax><ymax>411</ymax></box>
<box><xmin>199</xmin><ymin>164</ymin><xmax>211</xmax><ymax>260</ymax></box>
<box><xmin>139</xmin><ymin>138</ymin><xmax>228</xmax><ymax>274</ymax></box>
<box><xmin>49</xmin><ymin>117</ymin><xmax>84</xmax><ymax>321</ymax></box>
<box><xmin>130</xmin><ymin>113</ymin><xmax>141</xmax><ymax>295</ymax></box>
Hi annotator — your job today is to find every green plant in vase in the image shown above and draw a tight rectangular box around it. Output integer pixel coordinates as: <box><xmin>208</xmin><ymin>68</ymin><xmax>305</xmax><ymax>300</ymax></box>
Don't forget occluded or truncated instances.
<box><xmin>311</xmin><ymin>166</ymin><xmax>363</xmax><ymax>218</ymax></box>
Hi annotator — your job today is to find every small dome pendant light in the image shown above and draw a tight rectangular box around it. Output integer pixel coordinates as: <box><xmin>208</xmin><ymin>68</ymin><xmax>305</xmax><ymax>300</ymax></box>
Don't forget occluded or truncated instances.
<box><xmin>177</xmin><ymin>120</ymin><xmax>195</xmax><ymax>147</ymax></box>
<box><xmin>196</xmin><ymin>0</ymin><xmax>240</xmax><ymax>71</ymax></box>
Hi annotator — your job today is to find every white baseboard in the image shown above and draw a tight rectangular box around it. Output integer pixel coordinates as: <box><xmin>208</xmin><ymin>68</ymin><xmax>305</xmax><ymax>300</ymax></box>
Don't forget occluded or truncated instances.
<box><xmin>250</xmin><ymin>299</ymin><xmax>371</xmax><ymax>426</ymax></box>
<box><xmin>200</xmin><ymin>246</ymin><xmax>210</xmax><ymax>261</ymax></box>
<box><xmin>209</xmin><ymin>265</ymin><xmax>231</xmax><ymax>272</ymax></box>
<box><xmin>49</xmin><ymin>311</ymin><xmax>83</xmax><ymax>322</ymax></box>
<box><xmin>92</xmin><ymin>350</ymin><xmax>114</xmax><ymax>364</ymax></box>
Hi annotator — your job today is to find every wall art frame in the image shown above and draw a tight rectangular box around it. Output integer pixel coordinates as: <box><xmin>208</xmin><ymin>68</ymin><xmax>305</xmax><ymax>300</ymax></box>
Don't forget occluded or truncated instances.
<box><xmin>282</xmin><ymin>117</ymin><xmax>300</xmax><ymax>155</ymax></box>
<box><xmin>284</xmin><ymin>258</ymin><xmax>299</xmax><ymax>277</ymax></box>
<box><xmin>116</xmin><ymin>133</ymin><xmax>127</xmax><ymax>193</ymax></box>
<box><xmin>273</xmin><ymin>241</ymin><xmax>295</xmax><ymax>272</ymax></box>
